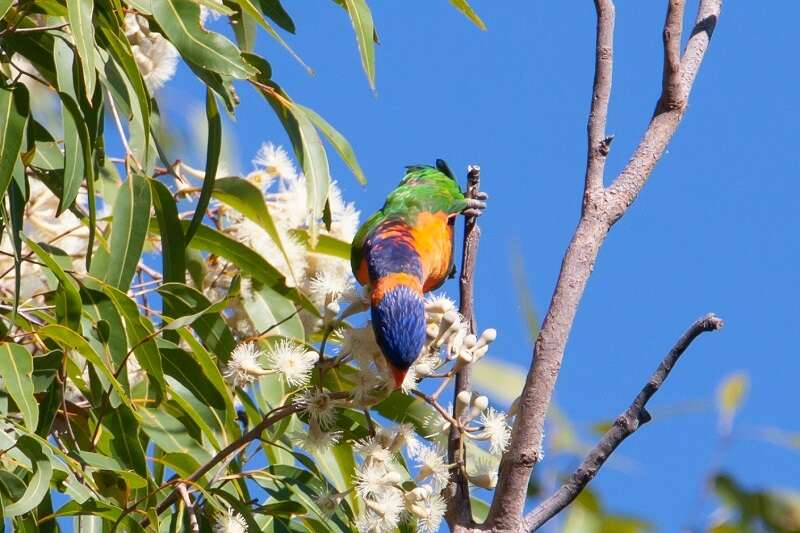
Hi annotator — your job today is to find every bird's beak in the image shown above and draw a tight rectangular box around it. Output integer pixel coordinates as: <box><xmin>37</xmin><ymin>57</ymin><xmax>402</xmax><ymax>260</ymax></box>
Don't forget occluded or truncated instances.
<box><xmin>390</xmin><ymin>366</ymin><xmax>407</xmax><ymax>389</ymax></box>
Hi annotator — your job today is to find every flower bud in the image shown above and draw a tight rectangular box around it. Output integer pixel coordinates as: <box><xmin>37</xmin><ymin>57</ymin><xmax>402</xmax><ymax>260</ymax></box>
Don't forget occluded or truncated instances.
<box><xmin>455</xmin><ymin>390</ymin><xmax>472</xmax><ymax>418</ymax></box>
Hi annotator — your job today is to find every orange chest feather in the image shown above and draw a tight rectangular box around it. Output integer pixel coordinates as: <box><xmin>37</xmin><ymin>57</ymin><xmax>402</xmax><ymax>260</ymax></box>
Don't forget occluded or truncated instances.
<box><xmin>410</xmin><ymin>211</ymin><xmax>454</xmax><ymax>291</ymax></box>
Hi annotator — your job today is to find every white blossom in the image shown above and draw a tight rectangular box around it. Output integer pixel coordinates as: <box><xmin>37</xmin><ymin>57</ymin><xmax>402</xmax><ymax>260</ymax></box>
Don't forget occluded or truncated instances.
<box><xmin>294</xmin><ymin>389</ymin><xmax>338</xmax><ymax>428</ymax></box>
<box><xmin>354</xmin><ymin>462</ymin><xmax>403</xmax><ymax>498</ymax></box>
<box><xmin>359</xmin><ymin>489</ymin><xmax>404</xmax><ymax>533</ymax></box>
<box><xmin>412</xmin><ymin>444</ymin><xmax>450</xmax><ymax>490</ymax></box>
<box><xmin>264</xmin><ymin>340</ymin><xmax>318</xmax><ymax>387</ymax></box>
<box><xmin>291</xmin><ymin>422</ymin><xmax>341</xmax><ymax>453</ymax></box>
<box><xmin>124</xmin><ymin>13</ymin><xmax>178</xmax><ymax>91</ymax></box>
<box><xmin>468</xmin><ymin>457</ymin><xmax>499</xmax><ymax>490</ymax></box>
<box><xmin>213</xmin><ymin>507</ymin><xmax>247</xmax><ymax>533</ymax></box>
<box><xmin>253</xmin><ymin>142</ymin><xmax>297</xmax><ymax>182</ymax></box>
<box><xmin>406</xmin><ymin>491</ymin><xmax>447</xmax><ymax>533</ymax></box>
<box><xmin>475</xmin><ymin>407</ymin><xmax>511</xmax><ymax>455</ymax></box>
<box><xmin>354</xmin><ymin>436</ymin><xmax>393</xmax><ymax>465</ymax></box>
<box><xmin>223</xmin><ymin>342</ymin><xmax>268</xmax><ymax>388</ymax></box>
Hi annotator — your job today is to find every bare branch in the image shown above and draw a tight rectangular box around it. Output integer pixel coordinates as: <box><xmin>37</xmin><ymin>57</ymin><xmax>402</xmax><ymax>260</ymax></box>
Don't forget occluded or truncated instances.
<box><xmin>524</xmin><ymin>314</ymin><xmax>723</xmax><ymax>531</ymax></box>
<box><xmin>606</xmin><ymin>0</ymin><xmax>719</xmax><ymax>221</ymax></box>
<box><xmin>485</xmin><ymin>1</ymin><xmax>723</xmax><ymax>529</ymax></box>
<box><xmin>658</xmin><ymin>0</ymin><xmax>685</xmax><ymax>113</ymax></box>
<box><xmin>584</xmin><ymin>0</ymin><xmax>616</xmax><ymax>200</ymax></box>
<box><xmin>447</xmin><ymin>165</ymin><xmax>482</xmax><ymax>526</ymax></box>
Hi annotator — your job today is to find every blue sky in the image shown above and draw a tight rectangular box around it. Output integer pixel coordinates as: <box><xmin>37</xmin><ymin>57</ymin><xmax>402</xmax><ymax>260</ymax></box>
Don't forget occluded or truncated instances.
<box><xmin>160</xmin><ymin>1</ymin><xmax>800</xmax><ymax>530</ymax></box>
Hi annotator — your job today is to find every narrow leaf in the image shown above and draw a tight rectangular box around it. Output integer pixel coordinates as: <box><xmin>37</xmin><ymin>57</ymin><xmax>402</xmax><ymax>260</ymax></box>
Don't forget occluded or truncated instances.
<box><xmin>0</xmin><ymin>84</ymin><xmax>29</xmax><ymax>198</ymax></box>
<box><xmin>449</xmin><ymin>0</ymin><xmax>487</xmax><ymax>30</ymax></box>
<box><xmin>185</xmin><ymin>88</ymin><xmax>221</xmax><ymax>245</ymax></box>
<box><xmin>65</xmin><ymin>0</ymin><xmax>97</xmax><ymax>96</ymax></box>
<box><xmin>151</xmin><ymin>0</ymin><xmax>256</xmax><ymax>79</ymax></box>
<box><xmin>295</xmin><ymin>104</ymin><xmax>366</xmax><ymax>185</ymax></box>
<box><xmin>0</xmin><ymin>343</ymin><xmax>38</xmax><ymax>431</ymax></box>
<box><xmin>291</xmin><ymin>104</ymin><xmax>331</xmax><ymax>245</ymax></box>
<box><xmin>166</xmin><ymin>220</ymin><xmax>319</xmax><ymax>316</ymax></box>
<box><xmin>103</xmin><ymin>174</ymin><xmax>151</xmax><ymax>291</ymax></box>
<box><xmin>3</xmin><ymin>437</ymin><xmax>53</xmax><ymax>517</ymax></box>
<box><xmin>212</xmin><ymin>176</ymin><xmax>294</xmax><ymax>276</ymax></box>
<box><xmin>342</xmin><ymin>0</ymin><xmax>376</xmax><ymax>89</ymax></box>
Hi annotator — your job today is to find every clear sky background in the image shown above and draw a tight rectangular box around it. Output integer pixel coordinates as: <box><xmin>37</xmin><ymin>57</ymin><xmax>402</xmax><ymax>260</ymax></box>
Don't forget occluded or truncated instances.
<box><xmin>158</xmin><ymin>2</ymin><xmax>800</xmax><ymax>530</ymax></box>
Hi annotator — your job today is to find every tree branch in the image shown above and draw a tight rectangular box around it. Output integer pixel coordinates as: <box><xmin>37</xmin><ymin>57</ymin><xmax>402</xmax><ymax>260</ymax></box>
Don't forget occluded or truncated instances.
<box><xmin>657</xmin><ymin>0</ymin><xmax>685</xmax><ymax>113</ymax></box>
<box><xmin>524</xmin><ymin>313</ymin><xmax>723</xmax><ymax>531</ymax></box>
<box><xmin>606</xmin><ymin>0</ymin><xmax>718</xmax><ymax>221</ymax></box>
<box><xmin>485</xmin><ymin>1</ymin><xmax>723</xmax><ymax>529</ymax></box>
<box><xmin>583</xmin><ymin>0</ymin><xmax>616</xmax><ymax>200</ymax></box>
<box><xmin>447</xmin><ymin>165</ymin><xmax>482</xmax><ymax>526</ymax></box>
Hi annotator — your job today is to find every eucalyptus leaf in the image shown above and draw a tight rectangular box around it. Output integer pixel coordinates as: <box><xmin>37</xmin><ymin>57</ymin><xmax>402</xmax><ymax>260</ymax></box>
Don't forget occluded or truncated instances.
<box><xmin>0</xmin><ymin>343</ymin><xmax>38</xmax><ymax>431</ymax></box>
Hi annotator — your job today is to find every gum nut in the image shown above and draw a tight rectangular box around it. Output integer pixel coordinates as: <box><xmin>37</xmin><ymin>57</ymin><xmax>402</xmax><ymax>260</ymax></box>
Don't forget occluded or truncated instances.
<box><xmin>480</xmin><ymin>328</ymin><xmax>497</xmax><ymax>344</ymax></box>
<box><xmin>455</xmin><ymin>390</ymin><xmax>472</xmax><ymax>416</ymax></box>
<box><xmin>426</xmin><ymin>324</ymin><xmax>440</xmax><ymax>339</ymax></box>
<box><xmin>442</xmin><ymin>310</ymin><xmax>459</xmax><ymax>326</ymax></box>
<box><xmin>463</xmin><ymin>334</ymin><xmax>478</xmax><ymax>349</ymax></box>
<box><xmin>472</xmin><ymin>395</ymin><xmax>489</xmax><ymax>411</ymax></box>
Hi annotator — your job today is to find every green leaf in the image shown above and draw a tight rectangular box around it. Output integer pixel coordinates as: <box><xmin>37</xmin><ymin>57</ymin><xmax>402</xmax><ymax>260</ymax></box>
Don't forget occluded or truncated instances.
<box><xmin>161</xmin><ymin>345</ymin><xmax>227</xmax><ymax>411</ymax></box>
<box><xmin>150</xmin><ymin>179</ymin><xmax>186</xmax><ymax>341</ymax></box>
<box><xmin>103</xmin><ymin>403</ymin><xmax>148</xmax><ymax>477</ymax></box>
<box><xmin>229</xmin><ymin>0</ymin><xmax>310</xmax><ymax>72</ymax></box>
<box><xmin>151</xmin><ymin>0</ymin><xmax>257</xmax><ymax>79</ymax></box>
<box><xmin>0</xmin><ymin>0</ymin><xmax>13</xmax><ymax>19</ymax></box>
<box><xmin>185</xmin><ymin>89</ymin><xmax>221</xmax><ymax>245</ymax></box>
<box><xmin>0</xmin><ymin>343</ymin><xmax>38</xmax><ymax>431</ymax></box>
<box><xmin>103</xmin><ymin>174</ymin><xmax>151</xmax><ymax>291</ymax></box>
<box><xmin>65</xmin><ymin>0</ymin><xmax>97</xmax><ymax>97</ymax></box>
<box><xmin>294</xmin><ymin>104</ymin><xmax>366</xmax><ymax>185</ymax></box>
<box><xmin>138</xmin><ymin>408</ymin><xmax>211</xmax><ymax>461</ymax></box>
<box><xmin>212</xmin><ymin>176</ymin><xmax>294</xmax><ymax>277</ymax></box>
<box><xmin>95</xmin><ymin>14</ymin><xmax>151</xmax><ymax>154</ymax></box>
<box><xmin>54</xmin><ymin>37</ymin><xmax>92</xmax><ymax>214</ymax></box>
<box><xmin>242</xmin><ymin>282</ymin><xmax>304</xmax><ymax>341</ymax></box>
<box><xmin>291</xmin><ymin>103</ymin><xmax>331</xmax><ymax>245</ymax></box>
<box><xmin>290</xmin><ymin>230</ymin><xmax>351</xmax><ymax>261</ymax></box>
<box><xmin>3</xmin><ymin>436</ymin><xmax>53</xmax><ymax>517</ymax></box>
<box><xmin>175</xmin><ymin>221</ymin><xmax>319</xmax><ymax>316</ymax></box>
<box><xmin>0</xmin><ymin>84</ymin><xmax>29</xmax><ymax>199</ymax></box>
<box><xmin>342</xmin><ymin>0</ymin><xmax>376</xmax><ymax>89</ymax></box>
<box><xmin>96</xmin><ymin>279</ymin><xmax>165</xmax><ymax>400</ymax></box>
<box><xmin>38</xmin><ymin>324</ymin><xmax>132</xmax><ymax>409</ymax></box>
<box><xmin>257</xmin><ymin>0</ymin><xmax>295</xmax><ymax>33</ymax></box>
<box><xmin>8</xmin><ymin>180</ymin><xmax>24</xmax><ymax>316</ymax></box>
<box><xmin>449</xmin><ymin>0</ymin><xmax>487</xmax><ymax>30</ymax></box>
<box><xmin>157</xmin><ymin>283</ymin><xmax>236</xmax><ymax>360</ymax></box>
<box><xmin>25</xmin><ymin>239</ymin><xmax>81</xmax><ymax>330</ymax></box>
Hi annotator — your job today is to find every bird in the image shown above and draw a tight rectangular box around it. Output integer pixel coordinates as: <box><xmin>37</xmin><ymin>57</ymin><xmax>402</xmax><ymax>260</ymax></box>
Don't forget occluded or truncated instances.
<box><xmin>350</xmin><ymin>159</ymin><xmax>486</xmax><ymax>388</ymax></box>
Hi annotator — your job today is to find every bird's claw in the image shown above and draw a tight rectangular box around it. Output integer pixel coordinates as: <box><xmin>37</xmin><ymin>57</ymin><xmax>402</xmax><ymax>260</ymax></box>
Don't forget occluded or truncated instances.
<box><xmin>463</xmin><ymin>197</ymin><xmax>487</xmax><ymax>217</ymax></box>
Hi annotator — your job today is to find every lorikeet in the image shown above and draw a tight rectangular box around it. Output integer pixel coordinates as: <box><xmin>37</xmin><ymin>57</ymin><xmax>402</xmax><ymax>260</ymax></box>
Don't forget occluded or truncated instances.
<box><xmin>350</xmin><ymin>160</ymin><xmax>486</xmax><ymax>388</ymax></box>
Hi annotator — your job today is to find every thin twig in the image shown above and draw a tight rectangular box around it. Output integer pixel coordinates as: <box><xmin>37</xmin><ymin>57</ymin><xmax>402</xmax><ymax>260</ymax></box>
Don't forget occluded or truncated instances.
<box><xmin>177</xmin><ymin>483</ymin><xmax>200</xmax><ymax>533</ymax></box>
<box><xmin>146</xmin><ymin>391</ymin><xmax>351</xmax><ymax>526</ymax></box>
<box><xmin>583</xmin><ymin>0</ymin><xmax>616</xmax><ymax>199</ymax></box>
<box><xmin>446</xmin><ymin>164</ymin><xmax>482</xmax><ymax>525</ymax></box>
<box><xmin>107</xmin><ymin>91</ymin><xmax>142</xmax><ymax>171</ymax></box>
<box><xmin>412</xmin><ymin>389</ymin><xmax>461</xmax><ymax>432</ymax></box>
<box><xmin>524</xmin><ymin>314</ymin><xmax>723</xmax><ymax>531</ymax></box>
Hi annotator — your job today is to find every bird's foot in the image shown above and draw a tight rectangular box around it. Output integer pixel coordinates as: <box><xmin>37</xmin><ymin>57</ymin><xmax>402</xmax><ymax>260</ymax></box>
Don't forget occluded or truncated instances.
<box><xmin>463</xmin><ymin>192</ymin><xmax>488</xmax><ymax>217</ymax></box>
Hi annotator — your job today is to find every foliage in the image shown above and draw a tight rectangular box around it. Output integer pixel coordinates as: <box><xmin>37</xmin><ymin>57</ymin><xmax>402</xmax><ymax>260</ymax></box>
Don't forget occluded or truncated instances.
<box><xmin>0</xmin><ymin>1</ymin><xmax>507</xmax><ymax>531</ymax></box>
